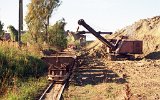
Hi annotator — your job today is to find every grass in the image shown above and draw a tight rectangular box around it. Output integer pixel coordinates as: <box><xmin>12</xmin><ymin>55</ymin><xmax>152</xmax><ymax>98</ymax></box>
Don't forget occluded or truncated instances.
<box><xmin>0</xmin><ymin>41</ymin><xmax>48</xmax><ymax>98</ymax></box>
<box><xmin>63</xmin><ymin>83</ymin><xmax>124</xmax><ymax>100</ymax></box>
<box><xmin>1</xmin><ymin>76</ymin><xmax>49</xmax><ymax>100</ymax></box>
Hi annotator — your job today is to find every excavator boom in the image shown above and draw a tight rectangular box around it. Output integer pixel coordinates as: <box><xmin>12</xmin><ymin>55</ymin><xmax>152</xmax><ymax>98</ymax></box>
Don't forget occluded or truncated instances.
<box><xmin>78</xmin><ymin>19</ymin><xmax>116</xmax><ymax>50</ymax></box>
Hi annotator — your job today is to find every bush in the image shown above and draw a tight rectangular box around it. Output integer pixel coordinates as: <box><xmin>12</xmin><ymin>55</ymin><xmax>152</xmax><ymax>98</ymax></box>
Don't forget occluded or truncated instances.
<box><xmin>0</xmin><ymin>43</ymin><xmax>47</xmax><ymax>94</ymax></box>
<box><xmin>48</xmin><ymin>19</ymin><xmax>67</xmax><ymax>51</ymax></box>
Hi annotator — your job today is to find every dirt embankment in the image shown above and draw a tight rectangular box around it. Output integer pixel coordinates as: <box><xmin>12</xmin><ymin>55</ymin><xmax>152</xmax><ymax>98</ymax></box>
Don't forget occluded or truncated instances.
<box><xmin>113</xmin><ymin>16</ymin><xmax>160</xmax><ymax>57</ymax></box>
<box><xmin>87</xmin><ymin>16</ymin><xmax>160</xmax><ymax>59</ymax></box>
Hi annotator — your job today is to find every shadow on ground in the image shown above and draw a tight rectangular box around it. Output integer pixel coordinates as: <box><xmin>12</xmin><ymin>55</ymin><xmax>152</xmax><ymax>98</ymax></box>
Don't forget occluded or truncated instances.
<box><xmin>145</xmin><ymin>51</ymin><xmax>160</xmax><ymax>60</ymax></box>
<box><xmin>72</xmin><ymin>56</ymin><xmax>127</xmax><ymax>86</ymax></box>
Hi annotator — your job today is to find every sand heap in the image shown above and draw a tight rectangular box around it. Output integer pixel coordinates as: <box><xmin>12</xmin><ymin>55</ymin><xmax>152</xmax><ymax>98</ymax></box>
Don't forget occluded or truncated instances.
<box><xmin>87</xmin><ymin>16</ymin><xmax>160</xmax><ymax>59</ymax></box>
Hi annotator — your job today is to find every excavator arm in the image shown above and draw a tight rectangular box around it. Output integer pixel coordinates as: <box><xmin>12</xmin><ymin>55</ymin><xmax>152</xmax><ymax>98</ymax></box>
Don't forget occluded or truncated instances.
<box><xmin>78</xmin><ymin>19</ymin><xmax>116</xmax><ymax>50</ymax></box>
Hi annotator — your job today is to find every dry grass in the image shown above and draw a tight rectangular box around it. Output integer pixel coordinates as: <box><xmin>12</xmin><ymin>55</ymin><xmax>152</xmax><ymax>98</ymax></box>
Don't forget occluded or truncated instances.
<box><xmin>0</xmin><ymin>41</ymin><xmax>41</xmax><ymax>56</ymax></box>
<box><xmin>64</xmin><ymin>83</ymin><xmax>124</xmax><ymax>100</ymax></box>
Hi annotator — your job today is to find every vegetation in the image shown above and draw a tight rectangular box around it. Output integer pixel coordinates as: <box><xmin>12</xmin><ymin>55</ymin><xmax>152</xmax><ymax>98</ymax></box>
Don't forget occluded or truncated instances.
<box><xmin>64</xmin><ymin>83</ymin><xmax>123</xmax><ymax>100</ymax></box>
<box><xmin>48</xmin><ymin>19</ymin><xmax>67</xmax><ymax>50</ymax></box>
<box><xmin>0</xmin><ymin>42</ymin><xmax>47</xmax><ymax>95</ymax></box>
<box><xmin>21</xmin><ymin>32</ymin><xmax>33</xmax><ymax>43</ymax></box>
<box><xmin>7</xmin><ymin>25</ymin><xmax>18</xmax><ymax>41</ymax></box>
<box><xmin>0</xmin><ymin>0</ymin><xmax>69</xmax><ymax>99</ymax></box>
<box><xmin>2</xmin><ymin>77</ymin><xmax>48</xmax><ymax>100</ymax></box>
<box><xmin>0</xmin><ymin>21</ymin><xmax>4</xmax><ymax>39</ymax></box>
<box><xmin>67</xmin><ymin>32</ymin><xmax>75</xmax><ymax>44</ymax></box>
<box><xmin>67</xmin><ymin>32</ymin><xmax>80</xmax><ymax>47</ymax></box>
<box><xmin>25</xmin><ymin>0</ymin><xmax>61</xmax><ymax>43</ymax></box>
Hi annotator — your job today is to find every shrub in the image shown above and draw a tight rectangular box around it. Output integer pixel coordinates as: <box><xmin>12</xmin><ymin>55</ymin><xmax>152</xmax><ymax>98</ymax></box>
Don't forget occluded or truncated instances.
<box><xmin>0</xmin><ymin>42</ymin><xmax>47</xmax><ymax>94</ymax></box>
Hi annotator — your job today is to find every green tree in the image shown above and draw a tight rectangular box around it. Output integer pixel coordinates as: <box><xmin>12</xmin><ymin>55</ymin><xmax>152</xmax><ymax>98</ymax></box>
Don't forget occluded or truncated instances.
<box><xmin>0</xmin><ymin>21</ymin><xmax>4</xmax><ymax>38</ymax></box>
<box><xmin>7</xmin><ymin>25</ymin><xmax>18</xmax><ymax>41</ymax></box>
<box><xmin>48</xmin><ymin>19</ymin><xmax>67</xmax><ymax>50</ymax></box>
<box><xmin>25</xmin><ymin>0</ymin><xmax>61</xmax><ymax>43</ymax></box>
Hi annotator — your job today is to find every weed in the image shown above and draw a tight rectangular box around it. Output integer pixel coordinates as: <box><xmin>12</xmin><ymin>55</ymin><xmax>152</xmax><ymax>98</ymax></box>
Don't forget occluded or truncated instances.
<box><xmin>0</xmin><ymin>41</ymin><xmax>47</xmax><ymax>95</ymax></box>
<box><xmin>2</xmin><ymin>77</ymin><xmax>48</xmax><ymax>100</ymax></box>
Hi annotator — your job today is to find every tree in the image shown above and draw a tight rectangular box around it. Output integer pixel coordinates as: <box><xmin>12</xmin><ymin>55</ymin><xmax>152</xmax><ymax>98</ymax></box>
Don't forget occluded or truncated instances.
<box><xmin>25</xmin><ymin>0</ymin><xmax>61</xmax><ymax>43</ymax></box>
<box><xmin>0</xmin><ymin>21</ymin><xmax>4</xmax><ymax>38</ymax></box>
<box><xmin>48</xmin><ymin>19</ymin><xmax>67</xmax><ymax>50</ymax></box>
<box><xmin>7</xmin><ymin>25</ymin><xmax>18</xmax><ymax>41</ymax></box>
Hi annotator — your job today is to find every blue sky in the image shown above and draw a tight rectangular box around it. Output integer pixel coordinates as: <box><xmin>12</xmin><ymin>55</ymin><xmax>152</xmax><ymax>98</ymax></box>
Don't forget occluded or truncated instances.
<box><xmin>0</xmin><ymin>0</ymin><xmax>160</xmax><ymax>40</ymax></box>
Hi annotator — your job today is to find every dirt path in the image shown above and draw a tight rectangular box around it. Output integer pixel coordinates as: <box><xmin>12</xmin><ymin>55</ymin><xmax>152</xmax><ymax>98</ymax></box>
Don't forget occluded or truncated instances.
<box><xmin>73</xmin><ymin>56</ymin><xmax>126</xmax><ymax>85</ymax></box>
<box><xmin>105</xmin><ymin>60</ymin><xmax>160</xmax><ymax>100</ymax></box>
<box><xmin>63</xmin><ymin>56</ymin><xmax>160</xmax><ymax>100</ymax></box>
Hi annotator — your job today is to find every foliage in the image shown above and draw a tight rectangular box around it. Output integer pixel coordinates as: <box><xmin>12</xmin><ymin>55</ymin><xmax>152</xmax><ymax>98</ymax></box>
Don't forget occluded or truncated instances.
<box><xmin>25</xmin><ymin>0</ymin><xmax>61</xmax><ymax>42</ymax></box>
<box><xmin>2</xmin><ymin>77</ymin><xmax>48</xmax><ymax>100</ymax></box>
<box><xmin>0</xmin><ymin>43</ymin><xmax>47</xmax><ymax>94</ymax></box>
<box><xmin>48</xmin><ymin>19</ymin><xmax>67</xmax><ymax>50</ymax></box>
<box><xmin>21</xmin><ymin>32</ymin><xmax>33</xmax><ymax>43</ymax></box>
<box><xmin>7</xmin><ymin>25</ymin><xmax>18</xmax><ymax>41</ymax></box>
<box><xmin>0</xmin><ymin>21</ymin><xmax>4</xmax><ymax>38</ymax></box>
<box><xmin>74</xmin><ymin>40</ymin><xmax>81</xmax><ymax>48</ymax></box>
<box><xmin>67</xmin><ymin>34</ymin><xmax>81</xmax><ymax>49</ymax></box>
<box><xmin>67</xmin><ymin>32</ymin><xmax>75</xmax><ymax>44</ymax></box>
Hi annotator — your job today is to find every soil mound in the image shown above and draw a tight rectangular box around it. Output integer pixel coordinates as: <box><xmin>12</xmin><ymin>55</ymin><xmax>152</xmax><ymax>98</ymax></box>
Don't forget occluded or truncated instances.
<box><xmin>87</xmin><ymin>16</ymin><xmax>160</xmax><ymax>59</ymax></box>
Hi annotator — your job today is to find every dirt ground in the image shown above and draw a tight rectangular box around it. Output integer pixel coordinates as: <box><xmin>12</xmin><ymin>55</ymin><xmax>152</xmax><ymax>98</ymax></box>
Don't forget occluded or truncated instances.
<box><xmin>63</xmin><ymin>16</ymin><xmax>160</xmax><ymax>100</ymax></box>
<box><xmin>63</xmin><ymin>55</ymin><xmax>160</xmax><ymax>100</ymax></box>
<box><xmin>105</xmin><ymin>59</ymin><xmax>160</xmax><ymax>100</ymax></box>
<box><xmin>86</xmin><ymin>16</ymin><xmax>160</xmax><ymax>59</ymax></box>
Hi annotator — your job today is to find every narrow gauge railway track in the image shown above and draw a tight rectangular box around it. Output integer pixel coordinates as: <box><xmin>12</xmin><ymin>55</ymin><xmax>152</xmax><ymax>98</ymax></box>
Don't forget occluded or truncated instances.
<box><xmin>39</xmin><ymin>51</ymin><xmax>79</xmax><ymax>100</ymax></box>
<box><xmin>38</xmin><ymin>81</ymin><xmax>55</xmax><ymax>100</ymax></box>
<box><xmin>38</xmin><ymin>64</ymin><xmax>77</xmax><ymax>100</ymax></box>
<box><xmin>39</xmin><ymin>81</ymin><xmax>66</xmax><ymax>100</ymax></box>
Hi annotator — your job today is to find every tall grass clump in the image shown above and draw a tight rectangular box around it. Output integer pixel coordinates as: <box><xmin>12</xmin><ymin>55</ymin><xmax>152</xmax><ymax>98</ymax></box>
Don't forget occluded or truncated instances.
<box><xmin>0</xmin><ymin>42</ymin><xmax>47</xmax><ymax>95</ymax></box>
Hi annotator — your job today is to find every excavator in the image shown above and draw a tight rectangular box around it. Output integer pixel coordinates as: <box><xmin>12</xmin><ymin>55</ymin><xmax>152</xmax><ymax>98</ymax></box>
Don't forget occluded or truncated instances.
<box><xmin>77</xmin><ymin>19</ymin><xmax>143</xmax><ymax>60</ymax></box>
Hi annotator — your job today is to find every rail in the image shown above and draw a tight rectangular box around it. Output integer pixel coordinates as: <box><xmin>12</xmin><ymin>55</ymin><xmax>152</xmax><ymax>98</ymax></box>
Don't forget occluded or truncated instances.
<box><xmin>38</xmin><ymin>55</ymin><xmax>77</xmax><ymax>100</ymax></box>
<box><xmin>38</xmin><ymin>81</ymin><xmax>67</xmax><ymax>100</ymax></box>
<box><xmin>39</xmin><ymin>82</ymin><xmax>55</xmax><ymax>100</ymax></box>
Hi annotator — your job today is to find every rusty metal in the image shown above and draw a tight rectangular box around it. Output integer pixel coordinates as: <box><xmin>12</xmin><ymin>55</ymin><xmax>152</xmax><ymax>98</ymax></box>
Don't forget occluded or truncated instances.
<box><xmin>41</xmin><ymin>52</ymin><xmax>77</xmax><ymax>82</ymax></box>
<box><xmin>116</xmin><ymin>40</ymin><xmax>143</xmax><ymax>54</ymax></box>
<box><xmin>77</xmin><ymin>31</ymin><xmax>112</xmax><ymax>35</ymax></box>
<box><xmin>39</xmin><ymin>52</ymin><xmax>77</xmax><ymax>100</ymax></box>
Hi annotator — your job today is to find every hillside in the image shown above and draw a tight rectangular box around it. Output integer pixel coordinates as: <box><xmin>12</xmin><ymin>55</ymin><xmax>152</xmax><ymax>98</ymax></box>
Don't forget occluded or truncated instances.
<box><xmin>63</xmin><ymin>16</ymin><xmax>160</xmax><ymax>100</ymax></box>
<box><xmin>87</xmin><ymin>16</ymin><xmax>160</xmax><ymax>59</ymax></box>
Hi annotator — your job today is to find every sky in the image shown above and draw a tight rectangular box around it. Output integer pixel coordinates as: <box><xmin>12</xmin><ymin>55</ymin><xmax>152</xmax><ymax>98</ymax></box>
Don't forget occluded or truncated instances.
<box><xmin>0</xmin><ymin>0</ymin><xmax>160</xmax><ymax>40</ymax></box>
